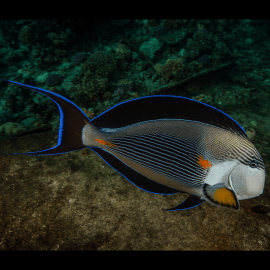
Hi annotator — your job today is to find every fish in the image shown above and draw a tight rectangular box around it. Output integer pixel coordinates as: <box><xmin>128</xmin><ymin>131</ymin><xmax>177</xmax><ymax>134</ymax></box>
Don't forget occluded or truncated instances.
<box><xmin>0</xmin><ymin>78</ymin><xmax>266</xmax><ymax>211</ymax></box>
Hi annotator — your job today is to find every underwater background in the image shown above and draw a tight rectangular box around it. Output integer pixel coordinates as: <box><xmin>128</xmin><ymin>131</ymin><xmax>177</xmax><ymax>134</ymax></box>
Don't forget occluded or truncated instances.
<box><xmin>0</xmin><ymin>19</ymin><xmax>269</xmax><ymax>163</ymax></box>
<box><xmin>0</xmin><ymin>19</ymin><xmax>270</xmax><ymax>250</ymax></box>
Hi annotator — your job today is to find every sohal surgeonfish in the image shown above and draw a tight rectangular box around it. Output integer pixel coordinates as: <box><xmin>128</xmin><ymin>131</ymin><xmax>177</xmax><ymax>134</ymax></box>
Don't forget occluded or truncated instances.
<box><xmin>0</xmin><ymin>78</ymin><xmax>266</xmax><ymax>211</ymax></box>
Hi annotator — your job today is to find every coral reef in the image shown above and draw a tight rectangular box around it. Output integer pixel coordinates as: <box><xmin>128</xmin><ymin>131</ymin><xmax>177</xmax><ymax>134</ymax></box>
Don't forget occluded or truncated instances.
<box><xmin>45</xmin><ymin>73</ymin><xmax>64</xmax><ymax>87</ymax></box>
<box><xmin>36</xmin><ymin>72</ymin><xmax>49</xmax><ymax>84</ymax></box>
<box><xmin>115</xmin><ymin>43</ymin><xmax>131</xmax><ymax>60</ymax></box>
<box><xmin>18</xmin><ymin>25</ymin><xmax>32</xmax><ymax>45</ymax></box>
<box><xmin>154</xmin><ymin>57</ymin><xmax>184</xmax><ymax>80</ymax></box>
<box><xmin>0</xmin><ymin>19</ymin><xmax>269</xmax><ymax>163</ymax></box>
<box><xmin>0</xmin><ymin>122</ymin><xmax>24</xmax><ymax>135</ymax></box>
<box><xmin>139</xmin><ymin>37</ymin><xmax>162</xmax><ymax>59</ymax></box>
<box><xmin>72</xmin><ymin>53</ymin><xmax>88</xmax><ymax>65</ymax></box>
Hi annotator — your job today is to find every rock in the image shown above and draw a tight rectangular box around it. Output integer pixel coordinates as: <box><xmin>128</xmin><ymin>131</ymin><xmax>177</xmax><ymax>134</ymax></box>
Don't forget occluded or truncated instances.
<box><xmin>0</xmin><ymin>122</ymin><xmax>24</xmax><ymax>135</ymax></box>
<box><xmin>246</xmin><ymin>128</ymin><xmax>256</xmax><ymax>141</ymax></box>
<box><xmin>249</xmin><ymin>121</ymin><xmax>257</xmax><ymax>127</ymax></box>
<box><xmin>102</xmin><ymin>91</ymin><xmax>112</xmax><ymax>101</ymax></box>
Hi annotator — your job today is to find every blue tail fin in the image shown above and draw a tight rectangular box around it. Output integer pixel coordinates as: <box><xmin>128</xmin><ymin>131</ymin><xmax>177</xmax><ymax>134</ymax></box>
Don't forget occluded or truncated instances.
<box><xmin>0</xmin><ymin>78</ymin><xmax>90</xmax><ymax>156</ymax></box>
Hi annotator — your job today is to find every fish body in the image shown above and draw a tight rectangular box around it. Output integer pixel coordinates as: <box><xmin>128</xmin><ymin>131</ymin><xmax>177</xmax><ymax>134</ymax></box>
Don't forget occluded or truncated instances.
<box><xmin>0</xmin><ymin>78</ymin><xmax>266</xmax><ymax>211</ymax></box>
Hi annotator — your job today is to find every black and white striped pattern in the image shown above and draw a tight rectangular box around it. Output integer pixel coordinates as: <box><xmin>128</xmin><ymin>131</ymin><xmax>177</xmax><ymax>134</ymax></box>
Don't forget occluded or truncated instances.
<box><xmin>110</xmin><ymin>132</ymin><xmax>207</xmax><ymax>187</ymax></box>
<box><xmin>201</xmin><ymin>124</ymin><xmax>265</xmax><ymax>171</ymax></box>
<box><xmin>104</xmin><ymin>119</ymin><xmax>265</xmax><ymax>189</ymax></box>
<box><xmin>106</xmin><ymin>119</ymin><xmax>215</xmax><ymax>187</ymax></box>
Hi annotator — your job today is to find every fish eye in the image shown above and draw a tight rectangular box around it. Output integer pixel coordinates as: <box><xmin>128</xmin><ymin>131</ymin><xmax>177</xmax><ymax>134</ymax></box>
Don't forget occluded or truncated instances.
<box><xmin>249</xmin><ymin>159</ymin><xmax>258</xmax><ymax>168</ymax></box>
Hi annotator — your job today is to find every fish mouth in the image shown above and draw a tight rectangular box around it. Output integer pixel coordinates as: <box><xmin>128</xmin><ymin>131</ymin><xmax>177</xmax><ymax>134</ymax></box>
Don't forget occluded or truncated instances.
<box><xmin>229</xmin><ymin>167</ymin><xmax>264</xmax><ymax>199</ymax></box>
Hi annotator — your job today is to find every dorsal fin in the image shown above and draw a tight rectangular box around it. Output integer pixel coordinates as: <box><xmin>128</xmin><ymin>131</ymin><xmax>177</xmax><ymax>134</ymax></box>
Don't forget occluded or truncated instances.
<box><xmin>92</xmin><ymin>93</ymin><xmax>247</xmax><ymax>138</ymax></box>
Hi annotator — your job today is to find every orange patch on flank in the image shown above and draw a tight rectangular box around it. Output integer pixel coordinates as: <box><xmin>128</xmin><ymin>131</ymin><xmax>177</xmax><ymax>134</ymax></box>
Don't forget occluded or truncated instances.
<box><xmin>213</xmin><ymin>188</ymin><xmax>237</xmax><ymax>207</ymax></box>
<box><xmin>197</xmin><ymin>155</ymin><xmax>212</xmax><ymax>169</ymax></box>
<box><xmin>95</xmin><ymin>139</ymin><xmax>118</xmax><ymax>147</ymax></box>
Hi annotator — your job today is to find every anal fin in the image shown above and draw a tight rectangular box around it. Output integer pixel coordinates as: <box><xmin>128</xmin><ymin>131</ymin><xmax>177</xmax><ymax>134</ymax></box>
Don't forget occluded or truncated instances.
<box><xmin>163</xmin><ymin>195</ymin><xmax>205</xmax><ymax>211</ymax></box>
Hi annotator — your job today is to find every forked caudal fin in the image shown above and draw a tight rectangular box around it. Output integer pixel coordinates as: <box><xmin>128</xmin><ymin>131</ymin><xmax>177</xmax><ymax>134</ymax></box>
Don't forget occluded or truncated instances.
<box><xmin>0</xmin><ymin>78</ymin><xmax>92</xmax><ymax>156</ymax></box>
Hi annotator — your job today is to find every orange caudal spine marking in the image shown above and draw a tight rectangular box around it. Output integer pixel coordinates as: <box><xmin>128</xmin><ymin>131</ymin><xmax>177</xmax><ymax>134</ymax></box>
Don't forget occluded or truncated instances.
<box><xmin>95</xmin><ymin>139</ymin><xmax>118</xmax><ymax>147</ymax></box>
<box><xmin>197</xmin><ymin>155</ymin><xmax>212</xmax><ymax>169</ymax></box>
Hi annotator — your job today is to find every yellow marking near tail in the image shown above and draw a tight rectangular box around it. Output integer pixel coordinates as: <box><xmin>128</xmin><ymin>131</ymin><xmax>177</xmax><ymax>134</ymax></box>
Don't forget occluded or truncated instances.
<box><xmin>213</xmin><ymin>188</ymin><xmax>237</xmax><ymax>207</ymax></box>
<box><xmin>95</xmin><ymin>139</ymin><xmax>118</xmax><ymax>147</ymax></box>
<box><xmin>197</xmin><ymin>155</ymin><xmax>212</xmax><ymax>169</ymax></box>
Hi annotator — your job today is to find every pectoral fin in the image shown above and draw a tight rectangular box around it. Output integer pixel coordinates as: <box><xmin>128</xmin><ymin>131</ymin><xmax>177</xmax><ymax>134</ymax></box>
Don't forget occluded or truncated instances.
<box><xmin>163</xmin><ymin>195</ymin><xmax>205</xmax><ymax>211</ymax></box>
<box><xmin>203</xmin><ymin>183</ymin><xmax>240</xmax><ymax>210</ymax></box>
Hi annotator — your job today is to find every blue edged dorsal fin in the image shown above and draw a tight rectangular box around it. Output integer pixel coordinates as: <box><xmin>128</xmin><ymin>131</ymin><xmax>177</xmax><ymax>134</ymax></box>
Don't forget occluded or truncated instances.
<box><xmin>163</xmin><ymin>195</ymin><xmax>205</xmax><ymax>211</ymax></box>
<box><xmin>203</xmin><ymin>183</ymin><xmax>240</xmax><ymax>211</ymax></box>
<box><xmin>0</xmin><ymin>78</ymin><xmax>89</xmax><ymax>156</ymax></box>
<box><xmin>91</xmin><ymin>92</ymin><xmax>247</xmax><ymax>138</ymax></box>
